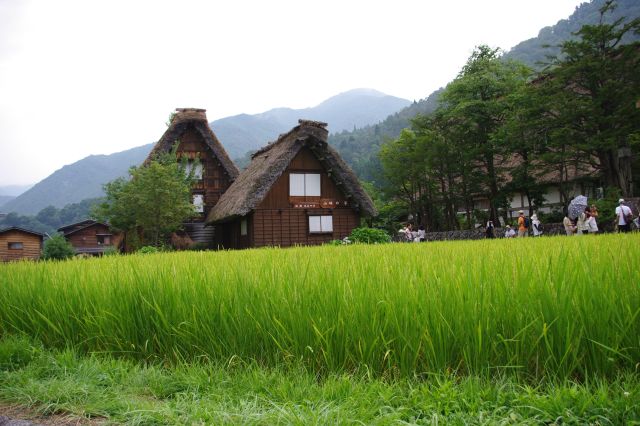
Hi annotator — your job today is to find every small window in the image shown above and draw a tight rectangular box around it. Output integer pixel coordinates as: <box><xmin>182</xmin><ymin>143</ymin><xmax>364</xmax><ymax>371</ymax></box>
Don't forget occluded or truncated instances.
<box><xmin>240</xmin><ymin>219</ymin><xmax>248</xmax><ymax>236</ymax></box>
<box><xmin>309</xmin><ymin>215</ymin><xmax>333</xmax><ymax>233</ymax></box>
<box><xmin>97</xmin><ymin>235</ymin><xmax>111</xmax><ymax>245</ymax></box>
<box><xmin>8</xmin><ymin>242</ymin><xmax>23</xmax><ymax>250</ymax></box>
<box><xmin>289</xmin><ymin>173</ymin><xmax>305</xmax><ymax>196</ymax></box>
<box><xmin>193</xmin><ymin>194</ymin><xmax>204</xmax><ymax>213</ymax></box>
<box><xmin>185</xmin><ymin>160</ymin><xmax>203</xmax><ymax>180</ymax></box>
<box><xmin>290</xmin><ymin>173</ymin><xmax>321</xmax><ymax>196</ymax></box>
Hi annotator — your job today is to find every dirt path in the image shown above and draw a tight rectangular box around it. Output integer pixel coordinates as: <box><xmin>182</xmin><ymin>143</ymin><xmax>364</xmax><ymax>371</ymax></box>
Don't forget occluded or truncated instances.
<box><xmin>0</xmin><ymin>404</ymin><xmax>105</xmax><ymax>426</ymax></box>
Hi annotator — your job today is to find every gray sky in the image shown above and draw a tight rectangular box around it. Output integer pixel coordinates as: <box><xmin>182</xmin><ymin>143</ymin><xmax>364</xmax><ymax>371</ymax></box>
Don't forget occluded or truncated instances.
<box><xmin>0</xmin><ymin>0</ymin><xmax>585</xmax><ymax>186</ymax></box>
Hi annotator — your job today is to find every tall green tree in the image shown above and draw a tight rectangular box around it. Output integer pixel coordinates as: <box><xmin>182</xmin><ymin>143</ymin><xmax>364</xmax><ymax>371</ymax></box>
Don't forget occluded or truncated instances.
<box><xmin>536</xmin><ymin>1</ymin><xmax>640</xmax><ymax>196</ymax></box>
<box><xmin>94</xmin><ymin>150</ymin><xmax>195</xmax><ymax>248</ymax></box>
<box><xmin>438</xmin><ymin>45</ymin><xmax>532</xmax><ymax>222</ymax></box>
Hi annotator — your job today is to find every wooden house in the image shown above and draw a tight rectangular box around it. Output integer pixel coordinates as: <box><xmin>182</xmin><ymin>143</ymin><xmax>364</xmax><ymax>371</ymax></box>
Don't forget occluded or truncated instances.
<box><xmin>206</xmin><ymin>120</ymin><xmax>377</xmax><ymax>249</ymax></box>
<box><xmin>146</xmin><ymin>108</ymin><xmax>239</xmax><ymax>245</ymax></box>
<box><xmin>58</xmin><ymin>220</ymin><xmax>122</xmax><ymax>255</ymax></box>
<box><xmin>0</xmin><ymin>226</ymin><xmax>44</xmax><ymax>262</ymax></box>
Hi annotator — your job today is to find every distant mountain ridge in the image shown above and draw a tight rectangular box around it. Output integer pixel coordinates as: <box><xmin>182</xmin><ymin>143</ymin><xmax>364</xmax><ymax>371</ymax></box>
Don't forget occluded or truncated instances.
<box><xmin>211</xmin><ymin>88</ymin><xmax>411</xmax><ymax>159</ymax></box>
<box><xmin>2</xmin><ymin>89</ymin><xmax>410</xmax><ymax>215</ymax></box>
<box><xmin>6</xmin><ymin>0</ymin><xmax>637</xmax><ymax>216</ymax></box>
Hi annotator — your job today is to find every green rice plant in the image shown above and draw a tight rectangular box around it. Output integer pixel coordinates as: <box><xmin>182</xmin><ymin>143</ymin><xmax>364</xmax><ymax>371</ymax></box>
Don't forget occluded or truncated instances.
<box><xmin>0</xmin><ymin>234</ymin><xmax>638</xmax><ymax>380</ymax></box>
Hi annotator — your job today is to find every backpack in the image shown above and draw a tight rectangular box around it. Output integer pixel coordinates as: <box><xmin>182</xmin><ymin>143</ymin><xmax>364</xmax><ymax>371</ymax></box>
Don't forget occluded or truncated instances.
<box><xmin>524</xmin><ymin>217</ymin><xmax>530</xmax><ymax>228</ymax></box>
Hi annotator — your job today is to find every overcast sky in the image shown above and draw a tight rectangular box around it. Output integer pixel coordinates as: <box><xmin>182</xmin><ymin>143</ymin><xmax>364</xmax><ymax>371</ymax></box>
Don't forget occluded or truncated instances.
<box><xmin>0</xmin><ymin>0</ymin><xmax>585</xmax><ymax>186</ymax></box>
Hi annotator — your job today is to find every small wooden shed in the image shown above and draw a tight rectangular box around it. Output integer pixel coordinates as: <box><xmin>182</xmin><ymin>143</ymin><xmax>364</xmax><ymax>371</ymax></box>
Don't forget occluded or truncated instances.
<box><xmin>58</xmin><ymin>220</ymin><xmax>122</xmax><ymax>255</ymax></box>
<box><xmin>206</xmin><ymin>120</ymin><xmax>377</xmax><ymax>249</ymax></box>
<box><xmin>0</xmin><ymin>226</ymin><xmax>44</xmax><ymax>262</ymax></box>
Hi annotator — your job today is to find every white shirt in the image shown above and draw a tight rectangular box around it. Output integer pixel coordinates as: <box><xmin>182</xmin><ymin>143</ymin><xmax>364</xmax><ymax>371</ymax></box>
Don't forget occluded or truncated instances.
<box><xmin>586</xmin><ymin>216</ymin><xmax>598</xmax><ymax>233</ymax></box>
<box><xmin>532</xmin><ymin>219</ymin><xmax>542</xmax><ymax>236</ymax></box>
<box><xmin>615</xmin><ymin>205</ymin><xmax>632</xmax><ymax>225</ymax></box>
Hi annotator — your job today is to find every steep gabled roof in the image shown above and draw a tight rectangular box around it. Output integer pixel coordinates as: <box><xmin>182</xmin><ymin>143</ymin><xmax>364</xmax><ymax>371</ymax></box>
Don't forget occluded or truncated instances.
<box><xmin>206</xmin><ymin>119</ymin><xmax>377</xmax><ymax>224</ymax></box>
<box><xmin>145</xmin><ymin>108</ymin><xmax>239</xmax><ymax>181</ymax></box>
<box><xmin>57</xmin><ymin>219</ymin><xmax>98</xmax><ymax>234</ymax></box>
<box><xmin>57</xmin><ymin>219</ymin><xmax>111</xmax><ymax>237</ymax></box>
<box><xmin>0</xmin><ymin>226</ymin><xmax>45</xmax><ymax>238</ymax></box>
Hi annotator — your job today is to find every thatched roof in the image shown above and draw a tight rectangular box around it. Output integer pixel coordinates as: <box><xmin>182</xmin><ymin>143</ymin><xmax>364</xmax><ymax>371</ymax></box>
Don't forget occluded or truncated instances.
<box><xmin>206</xmin><ymin>119</ymin><xmax>377</xmax><ymax>224</ymax></box>
<box><xmin>145</xmin><ymin>108</ymin><xmax>239</xmax><ymax>181</ymax></box>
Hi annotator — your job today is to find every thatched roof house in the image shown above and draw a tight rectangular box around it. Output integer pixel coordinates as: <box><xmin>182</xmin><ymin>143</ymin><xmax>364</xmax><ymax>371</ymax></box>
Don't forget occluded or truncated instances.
<box><xmin>146</xmin><ymin>108</ymin><xmax>239</xmax><ymax>245</ymax></box>
<box><xmin>206</xmin><ymin>119</ymin><xmax>376</xmax><ymax>249</ymax></box>
<box><xmin>146</xmin><ymin>108</ymin><xmax>239</xmax><ymax>180</ymax></box>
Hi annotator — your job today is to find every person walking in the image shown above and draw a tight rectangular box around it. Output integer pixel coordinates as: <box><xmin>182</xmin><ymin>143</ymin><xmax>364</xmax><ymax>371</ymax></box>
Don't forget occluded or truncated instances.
<box><xmin>576</xmin><ymin>208</ymin><xmax>589</xmax><ymax>235</ymax></box>
<box><xmin>531</xmin><ymin>214</ymin><xmax>543</xmax><ymax>237</ymax></box>
<box><xmin>586</xmin><ymin>207</ymin><xmax>599</xmax><ymax>234</ymax></box>
<box><xmin>517</xmin><ymin>210</ymin><xmax>528</xmax><ymax>238</ymax></box>
<box><xmin>615</xmin><ymin>199</ymin><xmax>634</xmax><ymax>233</ymax></box>
<box><xmin>563</xmin><ymin>215</ymin><xmax>576</xmax><ymax>236</ymax></box>
<box><xmin>485</xmin><ymin>220</ymin><xmax>495</xmax><ymax>239</ymax></box>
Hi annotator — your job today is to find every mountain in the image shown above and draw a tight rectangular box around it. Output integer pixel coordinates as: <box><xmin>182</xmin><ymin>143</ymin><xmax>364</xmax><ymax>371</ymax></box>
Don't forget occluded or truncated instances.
<box><xmin>0</xmin><ymin>195</ymin><xmax>16</xmax><ymax>208</ymax></box>
<box><xmin>0</xmin><ymin>184</ymin><xmax>34</xmax><ymax>197</ymax></box>
<box><xmin>503</xmin><ymin>0</ymin><xmax>640</xmax><ymax>68</ymax></box>
<box><xmin>1</xmin><ymin>144</ymin><xmax>154</xmax><ymax>215</ymax></box>
<box><xmin>326</xmin><ymin>0</ymin><xmax>640</xmax><ymax>183</ymax></box>
<box><xmin>211</xmin><ymin>88</ymin><xmax>411</xmax><ymax>159</ymax></box>
<box><xmin>2</xmin><ymin>89</ymin><xmax>410</xmax><ymax>215</ymax></box>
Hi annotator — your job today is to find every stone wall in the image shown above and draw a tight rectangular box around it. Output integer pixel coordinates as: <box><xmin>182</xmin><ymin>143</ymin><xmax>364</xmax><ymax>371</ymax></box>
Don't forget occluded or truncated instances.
<box><xmin>421</xmin><ymin>222</ymin><xmax>569</xmax><ymax>242</ymax></box>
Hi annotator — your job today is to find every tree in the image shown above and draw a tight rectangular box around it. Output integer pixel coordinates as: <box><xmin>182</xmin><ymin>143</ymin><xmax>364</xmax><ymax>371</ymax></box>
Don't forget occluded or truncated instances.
<box><xmin>42</xmin><ymin>235</ymin><xmax>75</xmax><ymax>261</ymax></box>
<box><xmin>94</xmin><ymin>150</ymin><xmax>195</xmax><ymax>248</ymax></box>
<box><xmin>535</xmin><ymin>1</ymin><xmax>640</xmax><ymax>196</ymax></box>
<box><xmin>438</xmin><ymin>45</ymin><xmax>532</xmax><ymax>222</ymax></box>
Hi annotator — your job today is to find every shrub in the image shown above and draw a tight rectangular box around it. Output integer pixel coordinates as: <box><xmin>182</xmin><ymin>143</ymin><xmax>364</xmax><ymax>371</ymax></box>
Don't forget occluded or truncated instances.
<box><xmin>348</xmin><ymin>227</ymin><xmax>391</xmax><ymax>244</ymax></box>
<box><xmin>102</xmin><ymin>246</ymin><xmax>120</xmax><ymax>256</ymax></box>
<box><xmin>42</xmin><ymin>235</ymin><xmax>75</xmax><ymax>261</ymax></box>
<box><xmin>137</xmin><ymin>246</ymin><xmax>159</xmax><ymax>254</ymax></box>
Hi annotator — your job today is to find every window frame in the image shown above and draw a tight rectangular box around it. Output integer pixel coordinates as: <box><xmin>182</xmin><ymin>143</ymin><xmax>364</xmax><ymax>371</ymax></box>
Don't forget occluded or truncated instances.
<box><xmin>308</xmin><ymin>215</ymin><xmax>333</xmax><ymax>234</ymax></box>
<box><xmin>289</xmin><ymin>173</ymin><xmax>321</xmax><ymax>197</ymax></box>
<box><xmin>193</xmin><ymin>194</ymin><xmax>204</xmax><ymax>213</ymax></box>
<box><xmin>8</xmin><ymin>242</ymin><xmax>24</xmax><ymax>250</ymax></box>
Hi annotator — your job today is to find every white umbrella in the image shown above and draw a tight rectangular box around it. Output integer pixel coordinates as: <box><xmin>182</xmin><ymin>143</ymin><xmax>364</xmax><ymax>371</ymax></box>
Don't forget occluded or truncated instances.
<box><xmin>568</xmin><ymin>195</ymin><xmax>588</xmax><ymax>220</ymax></box>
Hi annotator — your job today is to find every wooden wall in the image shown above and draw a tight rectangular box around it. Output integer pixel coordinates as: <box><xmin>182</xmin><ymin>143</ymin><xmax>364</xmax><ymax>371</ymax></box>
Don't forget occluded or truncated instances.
<box><xmin>0</xmin><ymin>230</ymin><xmax>42</xmax><ymax>262</ymax></box>
<box><xmin>66</xmin><ymin>223</ymin><xmax>116</xmax><ymax>250</ymax></box>
<box><xmin>247</xmin><ymin>147</ymin><xmax>360</xmax><ymax>248</ymax></box>
<box><xmin>176</xmin><ymin>127</ymin><xmax>232</xmax><ymax>221</ymax></box>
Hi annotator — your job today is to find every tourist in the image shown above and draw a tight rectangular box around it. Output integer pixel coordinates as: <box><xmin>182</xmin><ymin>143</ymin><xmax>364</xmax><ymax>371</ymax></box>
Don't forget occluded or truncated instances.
<box><xmin>415</xmin><ymin>225</ymin><xmax>426</xmax><ymax>242</ymax></box>
<box><xmin>517</xmin><ymin>210</ymin><xmax>528</xmax><ymax>237</ymax></box>
<box><xmin>563</xmin><ymin>215</ymin><xmax>576</xmax><ymax>236</ymax></box>
<box><xmin>485</xmin><ymin>220</ymin><xmax>495</xmax><ymax>239</ymax></box>
<box><xmin>576</xmin><ymin>208</ymin><xmax>589</xmax><ymax>235</ymax></box>
<box><xmin>531</xmin><ymin>214</ymin><xmax>543</xmax><ymax>237</ymax></box>
<box><xmin>586</xmin><ymin>207</ymin><xmax>599</xmax><ymax>234</ymax></box>
<box><xmin>504</xmin><ymin>225</ymin><xmax>516</xmax><ymax>238</ymax></box>
<box><xmin>615</xmin><ymin>199</ymin><xmax>634</xmax><ymax>233</ymax></box>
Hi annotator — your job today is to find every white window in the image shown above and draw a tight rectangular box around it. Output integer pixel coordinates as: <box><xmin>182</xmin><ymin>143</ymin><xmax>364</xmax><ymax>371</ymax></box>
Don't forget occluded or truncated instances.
<box><xmin>309</xmin><ymin>215</ymin><xmax>333</xmax><ymax>233</ymax></box>
<box><xmin>240</xmin><ymin>219</ymin><xmax>248</xmax><ymax>236</ymax></box>
<box><xmin>289</xmin><ymin>173</ymin><xmax>321</xmax><ymax>196</ymax></box>
<box><xmin>185</xmin><ymin>160</ymin><xmax>203</xmax><ymax>180</ymax></box>
<box><xmin>193</xmin><ymin>194</ymin><xmax>204</xmax><ymax>213</ymax></box>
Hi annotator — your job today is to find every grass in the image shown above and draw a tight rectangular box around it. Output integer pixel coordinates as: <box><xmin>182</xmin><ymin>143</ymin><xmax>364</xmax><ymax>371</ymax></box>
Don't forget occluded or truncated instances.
<box><xmin>0</xmin><ymin>335</ymin><xmax>638</xmax><ymax>425</ymax></box>
<box><xmin>1</xmin><ymin>234</ymin><xmax>639</xmax><ymax>381</ymax></box>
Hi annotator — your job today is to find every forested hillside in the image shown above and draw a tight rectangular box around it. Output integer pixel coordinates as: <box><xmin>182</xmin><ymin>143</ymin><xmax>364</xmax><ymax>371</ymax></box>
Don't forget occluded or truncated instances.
<box><xmin>1</xmin><ymin>144</ymin><xmax>154</xmax><ymax>215</ymax></box>
<box><xmin>504</xmin><ymin>0</ymin><xmax>640</xmax><ymax>67</ymax></box>
<box><xmin>329</xmin><ymin>0</ymin><xmax>639</xmax><ymax>183</ymax></box>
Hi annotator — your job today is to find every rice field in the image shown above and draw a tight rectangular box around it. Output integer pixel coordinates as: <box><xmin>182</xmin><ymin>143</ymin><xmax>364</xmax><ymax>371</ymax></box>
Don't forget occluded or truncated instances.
<box><xmin>1</xmin><ymin>234</ymin><xmax>639</xmax><ymax>380</ymax></box>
